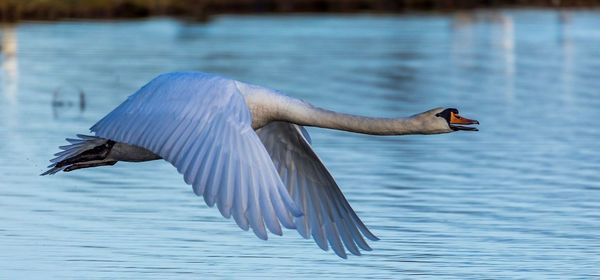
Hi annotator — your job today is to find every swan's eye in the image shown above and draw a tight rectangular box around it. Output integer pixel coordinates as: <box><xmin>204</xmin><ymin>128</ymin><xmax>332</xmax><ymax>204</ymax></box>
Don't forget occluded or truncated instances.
<box><xmin>435</xmin><ymin>108</ymin><xmax>457</xmax><ymax>121</ymax></box>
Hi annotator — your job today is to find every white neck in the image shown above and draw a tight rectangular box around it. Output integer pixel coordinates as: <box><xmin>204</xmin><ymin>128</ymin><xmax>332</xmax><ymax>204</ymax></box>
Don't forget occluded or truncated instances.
<box><xmin>238</xmin><ymin>82</ymin><xmax>447</xmax><ymax>135</ymax></box>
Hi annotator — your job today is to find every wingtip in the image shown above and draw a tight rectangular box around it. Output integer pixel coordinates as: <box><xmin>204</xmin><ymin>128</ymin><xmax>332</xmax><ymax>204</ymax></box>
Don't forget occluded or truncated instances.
<box><xmin>367</xmin><ymin>234</ymin><xmax>380</xmax><ymax>241</ymax></box>
<box><xmin>351</xmin><ymin>250</ymin><xmax>362</xmax><ymax>256</ymax></box>
<box><xmin>335</xmin><ymin>251</ymin><xmax>348</xmax><ymax>259</ymax></box>
<box><xmin>255</xmin><ymin>232</ymin><xmax>268</xmax><ymax>241</ymax></box>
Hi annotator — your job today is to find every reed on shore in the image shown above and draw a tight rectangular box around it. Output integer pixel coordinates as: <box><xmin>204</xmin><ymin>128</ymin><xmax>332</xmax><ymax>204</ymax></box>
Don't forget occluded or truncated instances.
<box><xmin>1</xmin><ymin>0</ymin><xmax>598</xmax><ymax>22</ymax></box>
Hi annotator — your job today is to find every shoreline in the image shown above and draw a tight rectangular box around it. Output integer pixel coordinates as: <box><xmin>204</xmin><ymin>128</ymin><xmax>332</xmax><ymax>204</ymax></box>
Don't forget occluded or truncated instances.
<box><xmin>1</xmin><ymin>0</ymin><xmax>599</xmax><ymax>22</ymax></box>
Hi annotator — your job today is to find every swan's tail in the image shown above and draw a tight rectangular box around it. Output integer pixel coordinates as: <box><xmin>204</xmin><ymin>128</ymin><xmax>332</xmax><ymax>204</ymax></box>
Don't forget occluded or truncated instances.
<box><xmin>41</xmin><ymin>134</ymin><xmax>114</xmax><ymax>175</ymax></box>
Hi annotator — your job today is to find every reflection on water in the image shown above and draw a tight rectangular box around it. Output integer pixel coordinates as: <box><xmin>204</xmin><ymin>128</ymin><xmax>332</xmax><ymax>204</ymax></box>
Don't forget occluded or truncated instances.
<box><xmin>51</xmin><ymin>85</ymin><xmax>86</xmax><ymax>119</ymax></box>
<box><xmin>1</xmin><ymin>11</ymin><xmax>600</xmax><ymax>279</ymax></box>
<box><xmin>559</xmin><ymin>12</ymin><xmax>575</xmax><ymax>99</ymax></box>
<box><xmin>1</xmin><ymin>25</ymin><xmax>18</xmax><ymax>103</ymax></box>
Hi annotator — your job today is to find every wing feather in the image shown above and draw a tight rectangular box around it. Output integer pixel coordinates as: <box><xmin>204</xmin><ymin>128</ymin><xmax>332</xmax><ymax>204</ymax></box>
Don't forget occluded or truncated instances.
<box><xmin>256</xmin><ymin>121</ymin><xmax>378</xmax><ymax>258</ymax></box>
<box><xmin>89</xmin><ymin>72</ymin><xmax>301</xmax><ymax>240</ymax></box>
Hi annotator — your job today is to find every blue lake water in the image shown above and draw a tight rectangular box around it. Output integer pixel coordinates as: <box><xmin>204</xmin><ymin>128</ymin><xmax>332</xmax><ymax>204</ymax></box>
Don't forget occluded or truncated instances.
<box><xmin>1</xmin><ymin>10</ymin><xmax>599</xmax><ymax>279</ymax></box>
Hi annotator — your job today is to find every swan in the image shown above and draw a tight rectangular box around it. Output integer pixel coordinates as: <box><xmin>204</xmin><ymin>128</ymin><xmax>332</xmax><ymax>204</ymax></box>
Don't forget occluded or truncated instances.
<box><xmin>42</xmin><ymin>72</ymin><xmax>479</xmax><ymax>258</ymax></box>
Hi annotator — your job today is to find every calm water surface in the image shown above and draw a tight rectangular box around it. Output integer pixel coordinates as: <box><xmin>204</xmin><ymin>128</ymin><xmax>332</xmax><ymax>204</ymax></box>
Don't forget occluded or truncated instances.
<box><xmin>1</xmin><ymin>10</ymin><xmax>599</xmax><ymax>279</ymax></box>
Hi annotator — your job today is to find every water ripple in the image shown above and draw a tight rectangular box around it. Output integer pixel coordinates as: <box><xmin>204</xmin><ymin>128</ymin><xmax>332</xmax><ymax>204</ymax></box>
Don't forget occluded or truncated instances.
<box><xmin>1</xmin><ymin>11</ymin><xmax>599</xmax><ymax>279</ymax></box>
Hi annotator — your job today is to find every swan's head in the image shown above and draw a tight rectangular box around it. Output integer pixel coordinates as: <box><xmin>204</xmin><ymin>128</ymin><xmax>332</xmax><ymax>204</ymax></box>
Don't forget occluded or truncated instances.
<box><xmin>411</xmin><ymin>107</ymin><xmax>479</xmax><ymax>134</ymax></box>
<box><xmin>435</xmin><ymin>108</ymin><xmax>479</xmax><ymax>132</ymax></box>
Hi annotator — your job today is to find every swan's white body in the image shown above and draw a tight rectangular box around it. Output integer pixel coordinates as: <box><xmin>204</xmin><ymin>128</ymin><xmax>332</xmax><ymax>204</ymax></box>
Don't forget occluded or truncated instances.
<box><xmin>44</xmin><ymin>72</ymin><xmax>476</xmax><ymax>258</ymax></box>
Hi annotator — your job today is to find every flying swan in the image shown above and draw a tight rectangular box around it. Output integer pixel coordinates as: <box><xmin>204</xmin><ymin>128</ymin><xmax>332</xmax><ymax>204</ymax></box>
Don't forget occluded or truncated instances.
<box><xmin>43</xmin><ymin>72</ymin><xmax>479</xmax><ymax>258</ymax></box>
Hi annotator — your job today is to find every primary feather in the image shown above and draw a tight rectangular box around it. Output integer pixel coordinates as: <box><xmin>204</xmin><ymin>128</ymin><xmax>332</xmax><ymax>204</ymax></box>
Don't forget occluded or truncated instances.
<box><xmin>90</xmin><ymin>73</ymin><xmax>303</xmax><ymax>241</ymax></box>
<box><xmin>257</xmin><ymin>122</ymin><xmax>379</xmax><ymax>258</ymax></box>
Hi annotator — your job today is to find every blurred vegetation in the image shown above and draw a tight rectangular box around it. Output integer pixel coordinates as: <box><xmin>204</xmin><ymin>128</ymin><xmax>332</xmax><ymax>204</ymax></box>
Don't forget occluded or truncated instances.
<box><xmin>1</xmin><ymin>0</ymin><xmax>598</xmax><ymax>21</ymax></box>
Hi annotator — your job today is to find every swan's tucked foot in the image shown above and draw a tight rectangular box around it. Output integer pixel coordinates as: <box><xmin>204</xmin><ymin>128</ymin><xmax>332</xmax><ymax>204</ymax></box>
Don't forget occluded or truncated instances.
<box><xmin>63</xmin><ymin>160</ymin><xmax>117</xmax><ymax>172</ymax></box>
<box><xmin>55</xmin><ymin>140</ymin><xmax>116</xmax><ymax>168</ymax></box>
<box><xmin>42</xmin><ymin>136</ymin><xmax>117</xmax><ymax>175</ymax></box>
<box><xmin>43</xmin><ymin>135</ymin><xmax>160</xmax><ymax>176</ymax></box>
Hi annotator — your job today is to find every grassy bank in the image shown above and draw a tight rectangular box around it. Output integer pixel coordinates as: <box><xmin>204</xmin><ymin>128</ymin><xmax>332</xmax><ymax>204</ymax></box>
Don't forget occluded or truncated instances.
<box><xmin>1</xmin><ymin>0</ymin><xmax>599</xmax><ymax>22</ymax></box>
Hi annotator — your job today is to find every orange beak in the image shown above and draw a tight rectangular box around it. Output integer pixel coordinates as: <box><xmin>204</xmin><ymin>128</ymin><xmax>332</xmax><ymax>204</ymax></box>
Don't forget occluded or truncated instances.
<box><xmin>450</xmin><ymin>112</ymin><xmax>479</xmax><ymax>125</ymax></box>
<box><xmin>450</xmin><ymin>112</ymin><xmax>479</xmax><ymax>131</ymax></box>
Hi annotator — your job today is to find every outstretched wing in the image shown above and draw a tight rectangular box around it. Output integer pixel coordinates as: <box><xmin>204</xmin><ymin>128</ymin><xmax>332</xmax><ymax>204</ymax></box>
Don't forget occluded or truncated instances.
<box><xmin>256</xmin><ymin>122</ymin><xmax>379</xmax><ymax>258</ymax></box>
<box><xmin>90</xmin><ymin>72</ymin><xmax>301</xmax><ymax>240</ymax></box>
